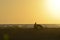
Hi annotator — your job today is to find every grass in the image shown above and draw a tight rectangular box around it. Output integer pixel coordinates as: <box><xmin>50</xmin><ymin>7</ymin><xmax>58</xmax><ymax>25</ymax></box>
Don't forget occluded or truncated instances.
<box><xmin>0</xmin><ymin>27</ymin><xmax>60</xmax><ymax>40</ymax></box>
<box><xmin>3</xmin><ymin>34</ymin><xmax>9</xmax><ymax>40</ymax></box>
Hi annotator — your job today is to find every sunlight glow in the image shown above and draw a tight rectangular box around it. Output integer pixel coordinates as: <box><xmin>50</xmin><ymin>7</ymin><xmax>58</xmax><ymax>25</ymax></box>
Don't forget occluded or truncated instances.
<box><xmin>45</xmin><ymin>0</ymin><xmax>60</xmax><ymax>19</ymax></box>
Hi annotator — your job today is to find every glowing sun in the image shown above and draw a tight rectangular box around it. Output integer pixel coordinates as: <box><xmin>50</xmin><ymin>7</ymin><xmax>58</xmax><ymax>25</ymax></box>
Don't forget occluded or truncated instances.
<box><xmin>45</xmin><ymin>0</ymin><xmax>60</xmax><ymax>19</ymax></box>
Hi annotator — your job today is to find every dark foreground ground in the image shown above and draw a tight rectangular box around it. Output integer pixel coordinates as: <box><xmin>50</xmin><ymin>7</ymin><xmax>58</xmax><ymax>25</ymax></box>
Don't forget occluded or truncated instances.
<box><xmin>0</xmin><ymin>27</ymin><xmax>60</xmax><ymax>40</ymax></box>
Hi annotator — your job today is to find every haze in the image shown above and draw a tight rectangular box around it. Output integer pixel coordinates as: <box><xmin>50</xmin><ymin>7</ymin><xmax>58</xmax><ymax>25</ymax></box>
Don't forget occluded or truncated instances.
<box><xmin>0</xmin><ymin>0</ymin><xmax>60</xmax><ymax>24</ymax></box>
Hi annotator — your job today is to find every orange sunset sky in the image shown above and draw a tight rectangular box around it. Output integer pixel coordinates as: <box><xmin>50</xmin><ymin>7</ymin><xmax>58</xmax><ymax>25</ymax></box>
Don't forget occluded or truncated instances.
<box><xmin>0</xmin><ymin>0</ymin><xmax>60</xmax><ymax>24</ymax></box>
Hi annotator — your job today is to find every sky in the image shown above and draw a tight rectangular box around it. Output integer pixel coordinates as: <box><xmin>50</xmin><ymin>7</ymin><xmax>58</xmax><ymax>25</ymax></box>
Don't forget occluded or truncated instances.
<box><xmin>0</xmin><ymin>0</ymin><xmax>60</xmax><ymax>24</ymax></box>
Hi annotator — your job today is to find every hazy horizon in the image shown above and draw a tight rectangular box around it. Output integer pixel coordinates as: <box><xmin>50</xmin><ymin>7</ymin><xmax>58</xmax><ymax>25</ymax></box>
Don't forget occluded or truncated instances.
<box><xmin>0</xmin><ymin>24</ymin><xmax>60</xmax><ymax>28</ymax></box>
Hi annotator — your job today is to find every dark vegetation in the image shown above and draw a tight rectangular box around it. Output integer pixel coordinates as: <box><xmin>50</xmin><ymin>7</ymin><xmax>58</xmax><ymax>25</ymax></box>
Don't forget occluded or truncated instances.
<box><xmin>0</xmin><ymin>27</ymin><xmax>60</xmax><ymax>40</ymax></box>
<box><xmin>0</xmin><ymin>23</ymin><xmax>60</xmax><ymax>40</ymax></box>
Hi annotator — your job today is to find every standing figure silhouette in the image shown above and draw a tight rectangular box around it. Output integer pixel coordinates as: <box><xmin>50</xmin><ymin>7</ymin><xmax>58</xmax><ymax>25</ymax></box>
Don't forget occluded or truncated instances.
<box><xmin>34</xmin><ymin>22</ymin><xmax>43</xmax><ymax>30</ymax></box>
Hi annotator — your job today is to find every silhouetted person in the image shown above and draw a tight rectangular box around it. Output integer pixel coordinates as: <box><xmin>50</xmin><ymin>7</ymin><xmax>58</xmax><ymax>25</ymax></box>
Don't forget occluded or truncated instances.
<box><xmin>34</xmin><ymin>22</ymin><xmax>43</xmax><ymax>30</ymax></box>
<box><xmin>34</xmin><ymin>22</ymin><xmax>37</xmax><ymax>29</ymax></box>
